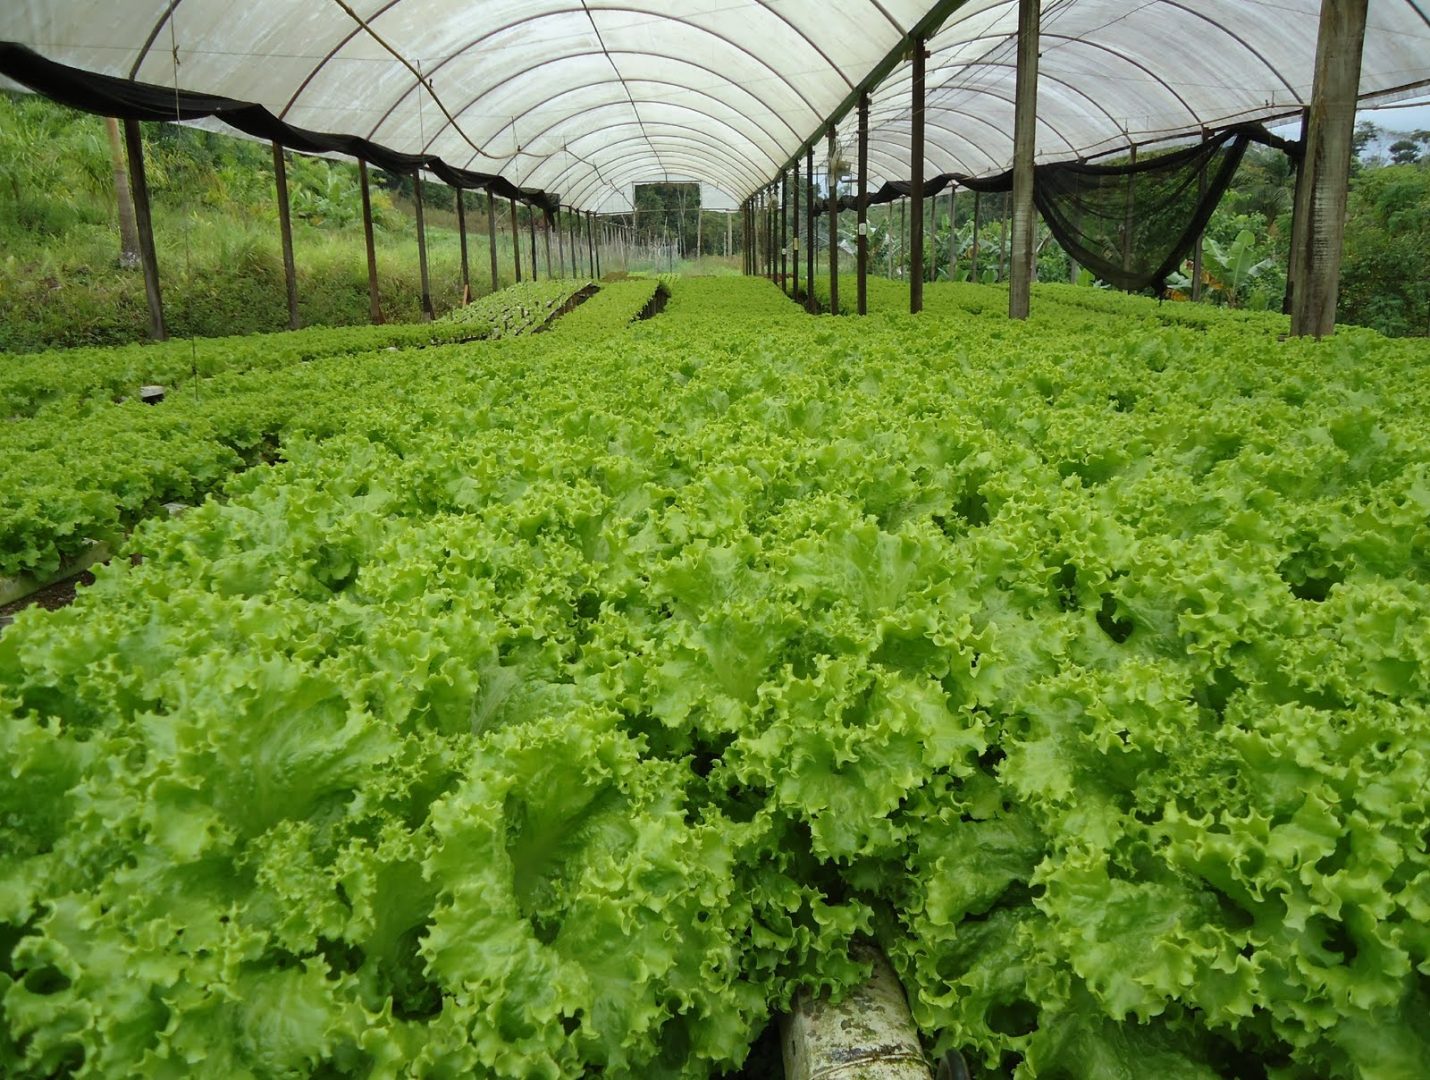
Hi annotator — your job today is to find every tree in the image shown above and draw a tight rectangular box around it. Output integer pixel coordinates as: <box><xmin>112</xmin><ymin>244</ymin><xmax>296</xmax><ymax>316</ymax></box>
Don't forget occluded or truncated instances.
<box><xmin>1352</xmin><ymin>121</ymin><xmax>1381</xmax><ymax>160</ymax></box>
<box><xmin>1387</xmin><ymin>139</ymin><xmax>1422</xmax><ymax>165</ymax></box>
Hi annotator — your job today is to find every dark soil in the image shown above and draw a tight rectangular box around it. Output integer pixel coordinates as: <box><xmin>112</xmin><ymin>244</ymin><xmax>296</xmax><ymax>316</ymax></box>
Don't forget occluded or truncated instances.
<box><xmin>0</xmin><ymin>570</ymin><xmax>94</xmax><ymax>631</ymax></box>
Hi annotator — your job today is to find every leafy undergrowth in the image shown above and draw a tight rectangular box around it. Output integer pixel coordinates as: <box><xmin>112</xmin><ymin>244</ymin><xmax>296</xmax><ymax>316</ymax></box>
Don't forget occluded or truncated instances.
<box><xmin>2</xmin><ymin>278</ymin><xmax>1429</xmax><ymax>1078</ymax></box>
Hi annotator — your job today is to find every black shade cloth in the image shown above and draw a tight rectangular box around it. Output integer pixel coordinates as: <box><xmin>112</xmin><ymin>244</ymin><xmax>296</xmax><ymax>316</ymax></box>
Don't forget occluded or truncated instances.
<box><xmin>0</xmin><ymin>42</ymin><xmax>560</xmax><ymax>212</ymax></box>
<box><xmin>814</xmin><ymin>124</ymin><xmax>1299</xmax><ymax>292</ymax></box>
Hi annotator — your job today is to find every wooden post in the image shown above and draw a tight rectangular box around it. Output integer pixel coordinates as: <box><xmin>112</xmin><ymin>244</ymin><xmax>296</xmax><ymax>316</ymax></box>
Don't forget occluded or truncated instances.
<box><xmin>586</xmin><ymin>211</ymin><xmax>596</xmax><ymax>278</ymax></box>
<box><xmin>1009</xmin><ymin>0</ymin><xmax>1040</xmax><ymax>319</ymax></box>
<box><xmin>1121</xmin><ymin>145</ymin><xmax>1137</xmax><ymax>284</ymax></box>
<box><xmin>527</xmin><ymin>209</ymin><xmax>538</xmax><ymax>281</ymax></box>
<box><xmin>1284</xmin><ymin>108</ymin><xmax>1311</xmax><ymax>314</ymax></box>
<box><xmin>486</xmin><ymin>191</ymin><xmax>500</xmax><ymax>293</ymax></box>
<box><xmin>456</xmin><ymin>188</ymin><xmax>470</xmax><ymax>300</ymax></box>
<box><xmin>828</xmin><ymin>126</ymin><xmax>840</xmax><ymax>315</ymax></box>
<box><xmin>780</xmin><ymin>173</ymin><xmax>788</xmax><ymax>291</ymax></box>
<box><xmin>594</xmin><ymin>214</ymin><xmax>602</xmax><ymax>277</ymax></box>
<box><xmin>1192</xmin><ymin>160</ymin><xmax>1207</xmax><ymax>302</ymax></box>
<box><xmin>104</xmin><ymin>117</ymin><xmax>141</xmax><ymax>269</ymax></box>
<box><xmin>271</xmin><ymin>142</ymin><xmax>300</xmax><ymax>329</ymax></box>
<box><xmin>948</xmin><ymin>188</ymin><xmax>957</xmax><ymax>280</ymax></box>
<box><xmin>910</xmin><ymin>36</ymin><xmax>926</xmax><ymax>314</ymax></box>
<box><xmin>805</xmin><ymin>147</ymin><xmax>815</xmax><ymax>312</ymax></box>
<box><xmin>122</xmin><ymin>118</ymin><xmax>166</xmax><ymax>341</ymax></box>
<box><xmin>899</xmin><ymin>198</ymin><xmax>906</xmax><ymax>280</ymax></box>
<box><xmin>1291</xmin><ymin>0</ymin><xmax>1367</xmax><ymax>338</ymax></box>
<box><xmin>542</xmin><ymin>211</ymin><xmax>553</xmax><ymax>279</ymax></box>
<box><xmin>509</xmin><ymin>196</ymin><xmax>523</xmax><ymax>281</ymax></box>
<box><xmin>857</xmin><ymin>92</ymin><xmax>869</xmax><ymax>315</ymax></box>
<box><xmin>571</xmin><ymin>211</ymin><xmax>581</xmax><ymax>277</ymax></box>
<box><xmin>793</xmin><ymin>170</ymin><xmax>801</xmax><ymax>299</ymax></box>
<box><xmin>726</xmin><ymin>210</ymin><xmax>733</xmax><ymax>261</ymax></box>
<box><xmin>359</xmin><ymin>160</ymin><xmax>383</xmax><ymax>323</ymax></box>
<box><xmin>556</xmin><ymin>208</ymin><xmax>566</xmax><ymax>280</ymax></box>
<box><xmin>927</xmin><ymin>191</ymin><xmax>936</xmax><ymax>282</ymax></box>
<box><xmin>971</xmin><ymin>191</ymin><xmax>980</xmax><ymax>281</ymax></box>
<box><xmin>413</xmin><ymin>174</ymin><xmax>434</xmax><ymax>320</ymax></box>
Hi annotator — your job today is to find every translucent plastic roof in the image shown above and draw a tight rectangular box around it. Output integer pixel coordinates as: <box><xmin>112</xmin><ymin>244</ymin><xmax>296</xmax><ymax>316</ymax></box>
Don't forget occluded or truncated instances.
<box><xmin>3</xmin><ymin>1</ymin><xmax>1429</xmax><ymax>211</ymax></box>
<box><xmin>818</xmin><ymin>0</ymin><xmax>1430</xmax><ymax>187</ymax></box>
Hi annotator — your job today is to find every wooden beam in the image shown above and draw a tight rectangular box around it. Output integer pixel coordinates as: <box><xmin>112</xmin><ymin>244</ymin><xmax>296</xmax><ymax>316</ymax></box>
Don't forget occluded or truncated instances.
<box><xmin>1008</xmin><ymin>0</ymin><xmax>1040</xmax><ymax>319</ymax></box>
<box><xmin>1291</xmin><ymin>0</ymin><xmax>1367</xmax><ymax>338</ymax></box>
<box><xmin>122</xmin><ymin>118</ymin><xmax>166</xmax><ymax>340</ymax></box>
<box><xmin>359</xmin><ymin>160</ymin><xmax>383</xmax><ymax>324</ymax></box>
<box><xmin>857</xmin><ymin>92</ymin><xmax>869</xmax><ymax>315</ymax></box>
<box><xmin>828</xmin><ymin>126</ymin><xmax>840</xmax><ymax>315</ymax></box>
<box><xmin>456</xmin><ymin>188</ymin><xmax>470</xmax><ymax>300</ymax></box>
<box><xmin>413</xmin><ymin>175</ymin><xmax>433</xmax><ymax>320</ymax></box>
<box><xmin>271</xmin><ymin>143</ymin><xmax>300</xmax><ymax>329</ymax></box>
<box><xmin>910</xmin><ymin>37</ymin><xmax>926</xmax><ymax>314</ymax></box>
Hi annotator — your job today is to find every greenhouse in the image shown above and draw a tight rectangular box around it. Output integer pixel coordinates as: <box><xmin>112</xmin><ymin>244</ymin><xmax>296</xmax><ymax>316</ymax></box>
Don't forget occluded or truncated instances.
<box><xmin>1</xmin><ymin>2</ymin><xmax>1429</xmax><ymax>1078</ymax></box>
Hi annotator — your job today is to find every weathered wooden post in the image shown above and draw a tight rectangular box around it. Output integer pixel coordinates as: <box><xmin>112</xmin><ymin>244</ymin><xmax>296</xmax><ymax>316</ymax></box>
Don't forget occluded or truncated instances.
<box><xmin>1009</xmin><ymin>0</ymin><xmax>1040</xmax><ymax>319</ymax></box>
<box><xmin>910</xmin><ymin>36</ymin><xmax>927</xmax><ymax>314</ymax></box>
<box><xmin>122</xmin><ymin>118</ymin><xmax>166</xmax><ymax>340</ymax></box>
<box><xmin>857</xmin><ymin>92</ymin><xmax>869</xmax><ymax>315</ymax></box>
<box><xmin>1291</xmin><ymin>0</ymin><xmax>1367</xmax><ymax>341</ymax></box>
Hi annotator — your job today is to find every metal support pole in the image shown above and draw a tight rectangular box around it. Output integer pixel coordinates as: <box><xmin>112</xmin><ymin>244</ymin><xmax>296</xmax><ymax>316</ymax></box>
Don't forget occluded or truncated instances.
<box><xmin>594</xmin><ymin>214</ymin><xmax>602</xmax><ymax>277</ymax></box>
<box><xmin>1009</xmin><ymin>0</ymin><xmax>1040</xmax><ymax>319</ymax></box>
<box><xmin>486</xmin><ymin>191</ymin><xmax>500</xmax><ymax>293</ymax></box>
<box><xmin>586</xmin><ymin>211</ymin><xmax>596</xmax><ymax>278</ymax></box>
<box><xmin>528</xmin><ymin>209</ymin><xmax>538</xmax><ymax>281</ymax></box>
<box><xmin>805</xmin><ymin>147</ymin><xmax>815</xmax><ymax>312</ymax></box>
<box><xmin>828</xmin><ymin>126</ymin><xmax>840</xmax><ymax>315</ymax></box>
<box><xmin>857</xmin><ymin>92</ymin><xmax>869</xmax><ymax>315</ymax></box>
<box><xmin>509</xmin><ymin>196</ymin><xmax>523</xmax><ymax>281</ymax></box>
<box><xmin>910</xmin><ymin>36</ymin><xmax>926</xmax><ymax>314</ymax></box>
<box><xmin>122</xmin><ymin>118</ymin><xmax>165</xmax><ymax>341</ymax></box>
<box><xmin>359</xmin><ymin>160</ymin><xmax>383</xmax><ymax>323</ymax></box>
<box><xmin>571</xmin><ymin>211</ymin><xmax>581</xmax><ymax>277</ymax></box>
<box><xmin>456</xmin><ymin>188</ymin><xmax>470</xmax><ymax>301</ymax></box>
<box><xmin>413</xmin><ymin>174</ymin><xmax>434</xmax><ymax>320</ymax></box>
<box><xmin>1290</xmin><ymin>0</ymin><xmax>1367</xmax><ymax>338</ymax></box>
<box><xmin>271</xmin><ymin>142</ymin><xmax>300</xmax><ymax>330</ymax></box>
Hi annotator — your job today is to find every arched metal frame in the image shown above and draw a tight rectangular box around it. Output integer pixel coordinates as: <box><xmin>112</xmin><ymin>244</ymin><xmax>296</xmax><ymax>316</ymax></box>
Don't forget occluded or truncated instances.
<box><xmin>2</xmin><ymin>0</ymin><xmax>1427</xmax><ymax>209</ymax></box>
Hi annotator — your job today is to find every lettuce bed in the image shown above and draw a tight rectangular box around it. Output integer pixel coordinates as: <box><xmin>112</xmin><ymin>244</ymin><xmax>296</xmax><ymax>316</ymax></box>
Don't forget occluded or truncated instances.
<box><xmin>2</xmin><ymin>279</ymin><xmax>1428</xmax><ymax>1078</ymax></box>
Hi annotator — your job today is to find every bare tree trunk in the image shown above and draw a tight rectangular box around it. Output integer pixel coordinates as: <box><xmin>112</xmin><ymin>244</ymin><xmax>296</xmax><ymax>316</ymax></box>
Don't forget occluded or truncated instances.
<box><xmin>105</xmin><ymin>117</ymin><xmax>141</xmax><ymax>269</ymax></box>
